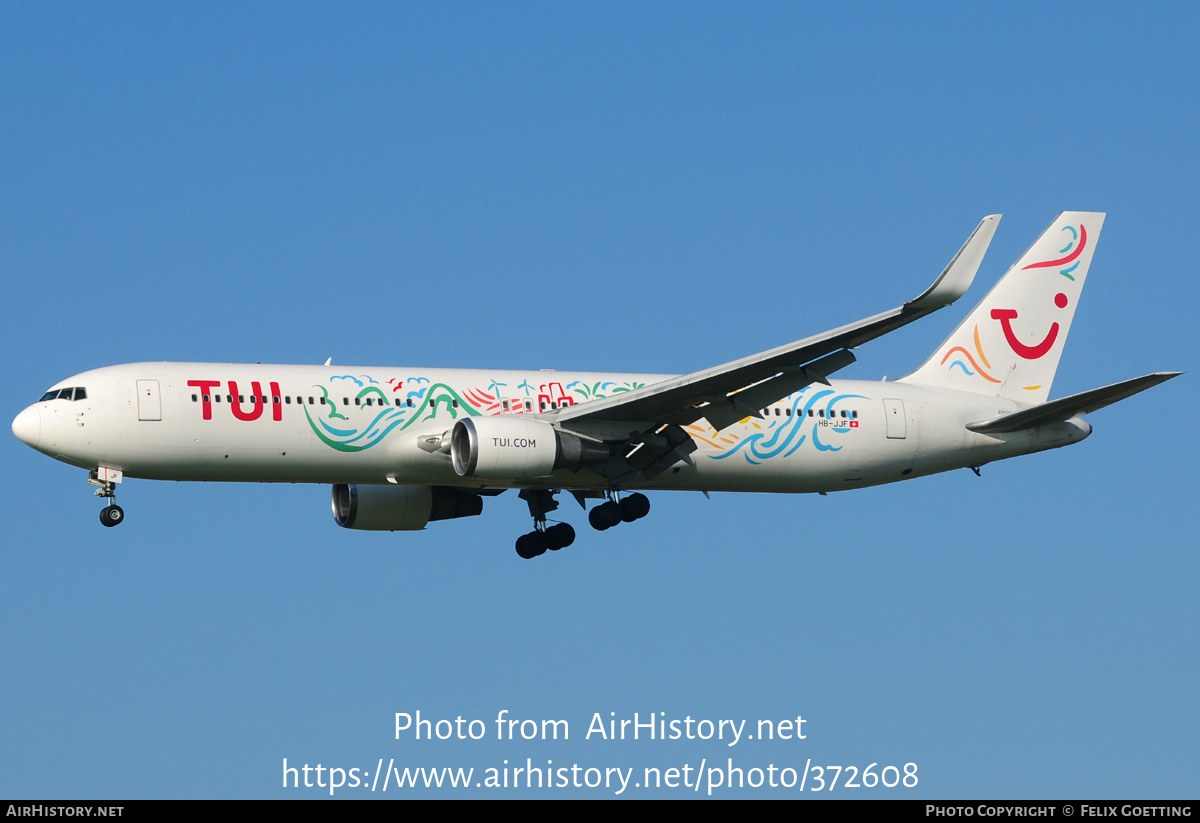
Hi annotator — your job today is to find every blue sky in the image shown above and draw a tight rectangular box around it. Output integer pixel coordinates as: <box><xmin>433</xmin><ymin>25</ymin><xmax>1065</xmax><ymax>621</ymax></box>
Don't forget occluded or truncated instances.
<box><xmin>2</xmin><ymin>3</ymin><xmax>1196</xmax><ymax>798</ymax></box>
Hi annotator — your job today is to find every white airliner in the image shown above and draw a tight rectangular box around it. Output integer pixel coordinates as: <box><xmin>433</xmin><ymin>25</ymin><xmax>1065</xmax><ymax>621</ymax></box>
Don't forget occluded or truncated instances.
<box><xmin>12</xmin><ymin>213</ymin><xmax>1179</xmax><ymax>558</ymax></box>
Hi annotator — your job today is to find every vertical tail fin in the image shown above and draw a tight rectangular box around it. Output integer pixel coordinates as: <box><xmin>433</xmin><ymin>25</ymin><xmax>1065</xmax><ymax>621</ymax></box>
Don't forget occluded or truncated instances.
<box><xmin>899</xmin><ymin>212</ymin><xmax>1105</xmax><ymax>404</ymax></box>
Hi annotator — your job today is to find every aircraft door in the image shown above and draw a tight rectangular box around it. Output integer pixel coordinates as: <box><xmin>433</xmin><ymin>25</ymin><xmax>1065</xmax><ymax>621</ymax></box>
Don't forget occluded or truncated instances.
<box><xmin>883</xmin><ymin>398</ymin><xmax>906</xmax><ymax>439</ymax></box>
<box><xmin>136</xmin><ymin>380</ymin><xmax>162</xmax><ymax>421</ymax></box>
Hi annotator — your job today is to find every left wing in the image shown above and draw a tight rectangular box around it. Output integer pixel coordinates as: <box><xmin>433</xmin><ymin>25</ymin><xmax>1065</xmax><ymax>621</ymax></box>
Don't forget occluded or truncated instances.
<box><xmin>546</xmin><ymin>215</ymin><xmax>1001</xmax><ymax>483</ymax></box>
<box><xmin>555</xmin><ymin>215</ymin><xmax>1000</xmax><ymax>440</ymax></box>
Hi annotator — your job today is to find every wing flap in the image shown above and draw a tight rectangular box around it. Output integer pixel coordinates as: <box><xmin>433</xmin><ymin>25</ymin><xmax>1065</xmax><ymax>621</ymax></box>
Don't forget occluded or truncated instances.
<box><xmin>682</xmin><ymin>349</ymin><xmax>858</xmax><ymax>431</ymax></box>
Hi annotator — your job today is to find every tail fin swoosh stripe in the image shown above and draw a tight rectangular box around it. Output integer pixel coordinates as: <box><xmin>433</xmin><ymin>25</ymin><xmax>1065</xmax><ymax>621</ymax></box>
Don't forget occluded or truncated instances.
<box><xmin>1022</xmin><ymin>224</ymin><xmax>1087</xmax><ymax>270</ymax></box>
<box><xmin>973</xmin><ymin>325</ymin><xmax>992</xmax><ymax>369</ymax></box>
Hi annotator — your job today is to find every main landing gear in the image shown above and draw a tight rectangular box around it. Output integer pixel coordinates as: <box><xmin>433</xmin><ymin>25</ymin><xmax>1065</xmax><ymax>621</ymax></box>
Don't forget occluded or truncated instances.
<box><xmin>88</xmin><ymin>470</ymin><xmax>125</xmax><ymax>528</ymax></box>
<box><xmin>515</xmin><ymin>489</ymin><xmax>575</xmax><ymax>559</ymax></box>
<box><xmin>515</xmin><ymin>523</ymin><xmax>576</xmax><ymax>559</ymax></box>
<box><xmin>588</xmin><ymin>492</ymin><xmax>650</xmax><ymax>531</ymax></box>
<box><xmin>513</xmin><ymin>489</ymin><xmax>652</xmax><ymax>559</ymax></box>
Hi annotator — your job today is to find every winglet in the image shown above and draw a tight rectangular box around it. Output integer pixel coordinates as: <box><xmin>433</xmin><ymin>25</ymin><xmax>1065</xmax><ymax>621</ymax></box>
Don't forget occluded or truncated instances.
<box><xmin>906</xmin><ymin>215</ymin><xmax>1001</xmax><ymax>311</ymax></box>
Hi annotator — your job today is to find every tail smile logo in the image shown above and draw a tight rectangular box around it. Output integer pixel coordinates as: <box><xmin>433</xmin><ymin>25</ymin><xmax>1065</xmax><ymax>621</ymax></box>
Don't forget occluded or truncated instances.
<box><xmin>989</xmin><ymin>292</ymin><xmax>1069</xmax><ymax>360</ymax></box>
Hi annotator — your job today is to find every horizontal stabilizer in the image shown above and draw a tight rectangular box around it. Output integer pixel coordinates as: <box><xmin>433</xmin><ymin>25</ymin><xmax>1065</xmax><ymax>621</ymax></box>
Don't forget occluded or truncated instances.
<box><xmin>966</xmin><ymin>372</ymin><xmax>1181</xmax><ymax>433</ymax></box>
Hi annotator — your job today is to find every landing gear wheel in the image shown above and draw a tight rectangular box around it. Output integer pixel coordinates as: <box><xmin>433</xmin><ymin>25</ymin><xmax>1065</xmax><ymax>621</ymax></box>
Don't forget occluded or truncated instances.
<box><xmin>546</xmin><ymin>522</ymin><xmax>575</xmax><ymax>550</ymax></box>
<box><xmin>623</xmin><ymin>493</ymin><xmax>650</xmax><ymax>520</ymax></box>
<box><xmin>589</xmin><ymin>501</ymin><xmax>622</xmax><ymax>531</ymax></box>
<box><xmin>99</xmin><ymin>505</ymin><xmax>124</xmax><ymax>528</ymax></box>
<box><xmin>515</xmin><ymin>533</ymin><xmax>536</xmax><ymax>559</ymax></box>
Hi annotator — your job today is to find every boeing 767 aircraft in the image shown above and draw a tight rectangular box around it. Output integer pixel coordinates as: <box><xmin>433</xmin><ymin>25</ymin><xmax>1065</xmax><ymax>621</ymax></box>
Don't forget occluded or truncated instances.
<box><xmin>12</xmin><ymin>213</ymin><xmax>1180</xmax><ymax>558</ymax></box>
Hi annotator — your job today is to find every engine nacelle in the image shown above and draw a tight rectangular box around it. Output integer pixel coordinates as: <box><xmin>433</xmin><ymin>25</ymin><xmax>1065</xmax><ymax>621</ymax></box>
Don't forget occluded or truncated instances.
<box><xmin>331</xmin><ymin>484</ymin><xmax>484</xmax><ymax>531</ymax></box>
<box><xmin>450</xmin><ymin>416</ymin><xmax>608</xmax><ymax>480</ymax></box>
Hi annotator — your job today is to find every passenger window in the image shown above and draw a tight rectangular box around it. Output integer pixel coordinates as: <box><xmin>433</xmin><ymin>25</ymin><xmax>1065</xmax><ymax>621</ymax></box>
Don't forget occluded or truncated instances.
<box><xmin>285</xmin><ymin>396</ymin><xmax>291</xmax><ymax>404</ymax></box>
<box><xmin>203</xmin><ymin>394</ymin><xmax>210</xmax><ymax>403</ymax></box>
<box><xmin>273</xmin><ymin>396</ymin><xmax>280</xmax><ymax>404</ymax></box>
<box><xmin>215</xmin><ymin>395</ymin><xmax>222</xmax><ymax>402</ymax></box>
<box><xmin>343</xmin><ymin>398</ymin><xmax>349</xmax><ymax>406</ymax></box>
<box><xmin>191</xmin><ymin>394</ymin><xmax>198</xmax><ymax>402</ymax></box>
<box><xmin>407</xmin><ymin>399</ymin><xmax>414</xmax><ymax>408</ymax></box>
<box><xmin>354</xmin><ymin>397</ymin><xmax>361</xmax><ymax>406</ymax></box>
<box><xmin>452</xmin><ymin>399</ymin><xmax>459</xmax><ymax>408</ymax></box>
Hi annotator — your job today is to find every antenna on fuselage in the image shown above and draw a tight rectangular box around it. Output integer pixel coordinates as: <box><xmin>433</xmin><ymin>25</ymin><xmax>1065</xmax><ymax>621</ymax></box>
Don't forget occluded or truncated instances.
<box><xmin>324</xmin><ymin>357</ymin><xmax>332</xmax><ymax>366</ymax></box>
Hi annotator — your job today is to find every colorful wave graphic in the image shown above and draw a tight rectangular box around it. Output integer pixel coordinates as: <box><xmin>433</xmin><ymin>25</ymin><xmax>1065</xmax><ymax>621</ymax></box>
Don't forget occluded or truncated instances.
<box><xmin>1022</xmin><ymin>224</ymin><xmax>1087</xmax><ymax>280</ymax></box>
<box><xmin>709</xmin><ymin>388</ymin><xmax>866</xmax><ymax>465</ymax></box>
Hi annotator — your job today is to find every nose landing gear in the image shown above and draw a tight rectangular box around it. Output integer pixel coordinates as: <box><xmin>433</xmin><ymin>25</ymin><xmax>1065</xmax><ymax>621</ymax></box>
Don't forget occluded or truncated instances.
<box><xmin>89</xmin><ymin>468</ymin><xmax>125</xmax><ymax>528</ymax></box>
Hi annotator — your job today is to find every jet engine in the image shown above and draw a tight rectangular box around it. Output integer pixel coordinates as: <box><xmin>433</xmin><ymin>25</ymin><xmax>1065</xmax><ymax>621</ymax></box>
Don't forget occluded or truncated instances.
<box><xmin>450</xmin><ymin>416</ymin><xmax>609</xmax><ymax>480</ymax></box>
<box><xmin>331</xmin><ymin>484</ymin><xmax>484</xmax><ymax>531</ymax></box>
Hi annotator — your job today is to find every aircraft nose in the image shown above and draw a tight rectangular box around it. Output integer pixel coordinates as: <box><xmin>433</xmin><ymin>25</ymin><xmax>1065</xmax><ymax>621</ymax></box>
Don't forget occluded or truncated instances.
<box><xmin>12</xmin><ymin>405</ymin><xmax>40</xmax><ymax>449</ymax></box>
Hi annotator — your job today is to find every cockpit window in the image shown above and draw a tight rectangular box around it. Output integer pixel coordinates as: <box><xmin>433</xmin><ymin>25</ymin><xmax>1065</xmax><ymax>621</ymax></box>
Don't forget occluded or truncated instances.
<box><xmin>38</xmin><ymin>387</ymin><xmax>87</xmax><ymax>402</ymax></box>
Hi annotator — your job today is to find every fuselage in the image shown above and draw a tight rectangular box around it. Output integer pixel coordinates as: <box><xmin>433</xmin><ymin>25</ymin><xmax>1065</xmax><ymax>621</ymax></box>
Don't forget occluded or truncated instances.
<box><xmin>12</xmin><ymin>362</ymin><xmax>1091</xmax><ymax>494</ymax></box>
